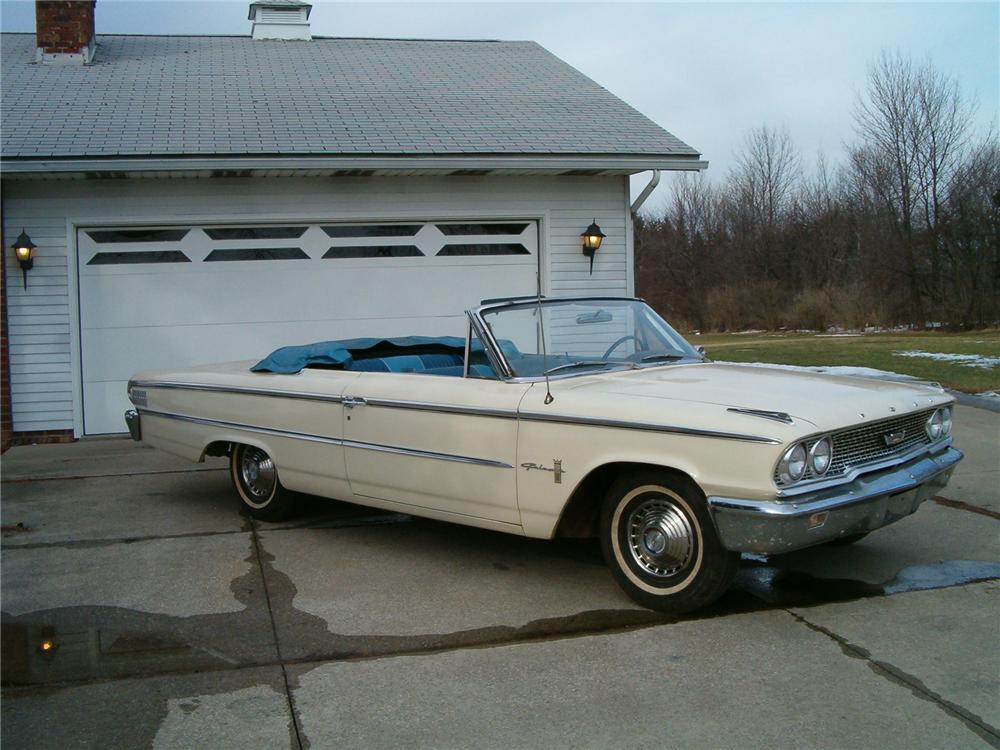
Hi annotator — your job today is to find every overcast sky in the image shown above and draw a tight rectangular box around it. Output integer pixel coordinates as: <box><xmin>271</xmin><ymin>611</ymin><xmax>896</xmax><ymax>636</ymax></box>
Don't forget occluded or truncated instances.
<box><xmin>1</xmin><ymin>1</ymin><xmax>996</xmax><ymax>213</ymax></box>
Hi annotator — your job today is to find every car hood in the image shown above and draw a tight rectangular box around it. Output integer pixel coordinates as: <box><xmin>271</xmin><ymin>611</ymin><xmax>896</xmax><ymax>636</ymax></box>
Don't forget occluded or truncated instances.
<box><xmin>555</xmin><ymin>362</ymin><xmax>950</xmax><ymax>432</ymax></box>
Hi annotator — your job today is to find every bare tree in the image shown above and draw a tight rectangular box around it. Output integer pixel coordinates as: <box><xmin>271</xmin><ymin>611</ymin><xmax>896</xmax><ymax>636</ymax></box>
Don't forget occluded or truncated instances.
<box><xmin>850</xmin><ymin>51</ymin><xmax>978</xmax><ymax>311</ymax></box>
<box><xmin>633</xmin><ymin>51</ymin><xmax>993</xmax><ymax>332</ymax></box>
<box><xmin>728</xmin><ymin>125</ymin><xmax>801</xmax><ymax>279</ymax></box>
<box><xmin>731</xmin><ymin>125</ymin><xmax>801</xmax><ymax>230</ymax></box>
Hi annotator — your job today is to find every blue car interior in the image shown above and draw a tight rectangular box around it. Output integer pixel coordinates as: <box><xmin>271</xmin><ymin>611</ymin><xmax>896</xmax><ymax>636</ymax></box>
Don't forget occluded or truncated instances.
<box><xmin>251</xmin><ymin>336</ymin><xmax>503</xmax><ymax>378</ymax></box>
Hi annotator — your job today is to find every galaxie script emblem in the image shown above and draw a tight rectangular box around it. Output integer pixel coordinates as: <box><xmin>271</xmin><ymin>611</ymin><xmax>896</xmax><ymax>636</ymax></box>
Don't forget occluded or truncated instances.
<box><xmin>521</xmin><ymin>459</ymin><xmax>564</xmax><ymax>484</ymax></box>
<box><xmin>883</xmin><ymin>430</ymin><xmax>906</xmax><ymax>447</ymax></box>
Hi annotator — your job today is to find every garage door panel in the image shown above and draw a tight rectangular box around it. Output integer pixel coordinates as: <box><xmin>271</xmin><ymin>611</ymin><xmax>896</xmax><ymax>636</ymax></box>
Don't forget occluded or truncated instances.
<box><xmin>78</xmin><ymin>220</ymin><xmax>538</xmax><ymax>434</ymax></box>
<box><xmin>81</xmin><ymin>265</ymin><xmax>533</xmax><ymax>330</ymax></box>
<box><xmin>80</xmin><ymin>314</ymin><xmax>474</xmax><ymax>384</ymax></box>
<box><xmin>83</xmin><ymin>381</ymin><xmax>132</xmax><ymax>435</ymax></box>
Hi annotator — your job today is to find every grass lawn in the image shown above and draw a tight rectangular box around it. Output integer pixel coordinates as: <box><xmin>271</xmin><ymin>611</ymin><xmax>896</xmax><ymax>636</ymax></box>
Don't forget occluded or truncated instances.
<box><xmin>689</xmin><ymin>329</ymin><xmax>1000</xmax><ymax>393</ymax></box>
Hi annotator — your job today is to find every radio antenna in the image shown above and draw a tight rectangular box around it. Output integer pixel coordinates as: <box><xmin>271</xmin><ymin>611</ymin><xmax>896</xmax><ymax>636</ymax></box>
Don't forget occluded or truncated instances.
<box><xmin>537</xmin><ymin>293</ymin><xmax>554</xmax><ymax>404</ymax></box>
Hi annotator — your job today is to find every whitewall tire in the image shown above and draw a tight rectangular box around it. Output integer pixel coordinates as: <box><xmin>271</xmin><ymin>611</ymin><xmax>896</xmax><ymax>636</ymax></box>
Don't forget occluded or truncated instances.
<box><xmin>230</xmin><ymin>444</ymin><xmax>297</xmax><ymax>521</ymax></box>
<box><xmin>600</xmin><ymin>470</ymin><xmax>739</xmax><ymax>613</ymax></box>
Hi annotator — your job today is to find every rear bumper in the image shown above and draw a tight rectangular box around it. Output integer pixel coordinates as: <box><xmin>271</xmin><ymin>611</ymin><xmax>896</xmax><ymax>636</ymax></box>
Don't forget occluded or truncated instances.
<box><xmin>707</xmin><ymin>446</ymin><xmax>963</xmax><ymax>554</ymax></box>
<box><xmin>124</xmin><ymin>409</ymin><xmax>141</xmax><ymax>441</ymax></box>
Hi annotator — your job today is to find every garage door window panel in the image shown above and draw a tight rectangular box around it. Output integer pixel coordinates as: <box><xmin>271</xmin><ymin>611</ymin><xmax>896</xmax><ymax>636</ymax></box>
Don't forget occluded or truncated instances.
<box><xmin>436</xmin><ymin>223</ymin><xmax>529</xmax><ymax>235</ymax></box>
<box><xmin>85</xmin><ymin>229</ymin><xmax>190</xmax><ymax>243</ymax></box>
<box><xmin>323</xmin><ymin>246</ymin><xmax>424</xmax><ymax>259</ymax></box>
<box><xmin>204</xmin><ymin>248</ymin><xmax>309</xmax><ymax>262</ymax></box>
<box><xmin>436</xmin><ymin>244</ymin><xmax>529</xmax><ymax>257</ymax></box>
<box><xmin>322</xmin><ymin>225</ymin><xmax>422</xmax><ymax>238</ymax></box>
<box><xmin>204</xmin><ymin>227</ymin><xmax>307</xmax><ymax>240</ymax></box>
<box><xmin>87</xmin><ymin>251</ymin><xmax>191</xmax><ymax>265</ymax></box>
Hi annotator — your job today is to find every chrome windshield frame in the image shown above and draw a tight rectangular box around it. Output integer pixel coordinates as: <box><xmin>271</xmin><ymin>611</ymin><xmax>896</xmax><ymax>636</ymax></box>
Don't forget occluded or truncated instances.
<box><xmin>465</xmin><ymin>309</ymin><xmax>514</xmax><ymax>379</ymax></box>
<box><xmin>467</xmin><ymin>296</ymin><xmax>698</xmax><ymax>383</ymax></box>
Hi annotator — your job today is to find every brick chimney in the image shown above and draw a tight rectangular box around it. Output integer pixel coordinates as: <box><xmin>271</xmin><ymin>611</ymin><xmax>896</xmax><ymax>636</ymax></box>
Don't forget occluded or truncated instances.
<box><xmin>35</xmin><ymin>1</ymin><xmax>97</xmax><ymax>65</ymax></box>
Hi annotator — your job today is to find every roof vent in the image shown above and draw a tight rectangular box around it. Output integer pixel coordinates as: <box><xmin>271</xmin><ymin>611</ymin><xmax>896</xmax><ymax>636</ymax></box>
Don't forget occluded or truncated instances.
<box><xmin>248</xmin><ymin>0</ymin><xmax>311</xmax><ymax>41</ymax></box>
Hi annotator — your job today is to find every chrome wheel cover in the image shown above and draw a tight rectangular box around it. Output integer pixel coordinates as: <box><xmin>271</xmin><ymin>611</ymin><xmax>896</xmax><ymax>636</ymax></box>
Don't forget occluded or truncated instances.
<box><xmin>239</xmin><ymin>447</ymin><xmax>276</xmax><ymax>508</ymax></box>
<box><xmin>625</xmin><ymin>496</ymin><xmax>694</xmax><ymax>578</ymax></box>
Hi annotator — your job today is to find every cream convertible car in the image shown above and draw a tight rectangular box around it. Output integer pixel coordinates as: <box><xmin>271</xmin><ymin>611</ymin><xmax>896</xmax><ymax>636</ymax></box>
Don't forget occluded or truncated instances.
<box><xmin>125</xmin><ymin>297</ymin><xmax>962</xmax><ymax>613</ymax></box>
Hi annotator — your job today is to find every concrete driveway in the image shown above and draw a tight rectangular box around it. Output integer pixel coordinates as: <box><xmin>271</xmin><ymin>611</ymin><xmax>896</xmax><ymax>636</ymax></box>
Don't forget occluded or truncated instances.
<box><xmin>2</xmin><ymin>405</ymin><xmax>998</xmax><ymax>749</ymax></box>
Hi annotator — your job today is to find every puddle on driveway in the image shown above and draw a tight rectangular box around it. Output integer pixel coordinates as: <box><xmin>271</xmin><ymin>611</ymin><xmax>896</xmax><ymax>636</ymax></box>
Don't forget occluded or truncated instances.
<box><xmin>4</xmin><ymin>520</ymin><xmax>998</xmax><ymax>692</ymax></box>
<box><xmin>3</xmin><ymin>503</ymin><xmax>999</xmax><ymax>691</ymax></box>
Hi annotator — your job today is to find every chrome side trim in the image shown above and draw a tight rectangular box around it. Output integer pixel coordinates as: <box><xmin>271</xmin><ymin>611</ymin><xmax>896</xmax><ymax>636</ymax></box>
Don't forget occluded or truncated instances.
<box><xmin>363</xmin><ymin>398</ymin><xmax>517</xmax><ymax>420</ymax></box>
<box><xmin>727</xmin><ymin>407</ymin><xmax>793</xmax><ymax>424</ymax></box>
<box><xmin>342</xmin><ymin>439</ymin><xmax>513</xmax><ymax>469</ymax></box>
<box><xmin>136</xmin><ymin>408</ymin><xmax>512</xmax><ymax>468</ymax></box>
<box><xmin>138</xmin><ymin>383</ymin><xmax>515</xmax><ymax>419</ymax></box>
<box><xmin>138</xmin><ymin>408</ymin><xmax>344</xmax><ymax>446</ymax></box>
<box><xmin>130</xmin><ymin>380</ymin><xmax>344</xmax><ymax>405</ymax></box>
<box><xmin>517</xmin><ymin>412</ymin><xmax>781</xmax><ymax>444</ymax></box>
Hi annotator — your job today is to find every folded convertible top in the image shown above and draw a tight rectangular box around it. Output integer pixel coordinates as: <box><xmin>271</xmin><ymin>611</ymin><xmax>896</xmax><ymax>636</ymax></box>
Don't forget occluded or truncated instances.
<box><xmin>250</xmin><ymin>336</ymin><xmax>469</xmax><ymax>374</ymax></box>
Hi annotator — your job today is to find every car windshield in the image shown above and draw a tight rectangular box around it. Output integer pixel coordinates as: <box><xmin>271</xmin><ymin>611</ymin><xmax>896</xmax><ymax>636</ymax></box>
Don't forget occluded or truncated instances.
<box><xmin>479</xmin><ymin>299</ymin><xmax>701</xmax><ymax>378</ymax></box>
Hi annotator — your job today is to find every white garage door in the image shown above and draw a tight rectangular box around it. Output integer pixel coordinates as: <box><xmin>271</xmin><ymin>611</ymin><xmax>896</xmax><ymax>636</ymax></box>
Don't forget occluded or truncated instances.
<box><xmin>78</xmin><ymin>220</ymin><xmax>538</xmax><ymax>434</ymax></box>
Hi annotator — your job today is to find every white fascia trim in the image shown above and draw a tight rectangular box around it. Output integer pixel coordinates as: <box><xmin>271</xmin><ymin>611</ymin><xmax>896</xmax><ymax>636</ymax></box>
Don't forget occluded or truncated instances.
<box><xmin>0</xmin><ymin>155</ymin><xmax>708</xmax><ymax>176</ymax></box>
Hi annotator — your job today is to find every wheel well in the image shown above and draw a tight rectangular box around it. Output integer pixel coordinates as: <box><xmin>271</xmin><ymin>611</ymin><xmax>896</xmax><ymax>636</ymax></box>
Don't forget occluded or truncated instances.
<box><xmin>553</xmin><ymin>462</ymin><xmax>699</xmax><ymax>539</ymax></box>
<box><xmin>202</xmin><ymin>441</ymin><xmax>232</xmax><ymax>461</ymax></box>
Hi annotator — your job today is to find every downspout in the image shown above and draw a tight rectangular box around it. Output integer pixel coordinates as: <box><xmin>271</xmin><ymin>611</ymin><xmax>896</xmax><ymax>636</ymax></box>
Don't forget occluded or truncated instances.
<box><xmin>630</xmin><ymin>169</ymin><xmax>661</xmax><ymax>214</ymax></box>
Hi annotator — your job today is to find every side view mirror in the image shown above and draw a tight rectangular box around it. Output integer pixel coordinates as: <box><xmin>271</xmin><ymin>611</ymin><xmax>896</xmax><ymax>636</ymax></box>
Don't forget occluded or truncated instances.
<box><xmin>695</xmin><ymin>345</ymin><xmax>707</xmax><ymax>357</ymax></box>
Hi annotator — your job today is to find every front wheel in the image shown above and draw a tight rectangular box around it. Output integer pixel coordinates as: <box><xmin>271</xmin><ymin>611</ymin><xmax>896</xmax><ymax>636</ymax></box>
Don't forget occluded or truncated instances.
<box><xmin>230</xmin><ymin>444</ymin><xmax>297</xmax><ymax>521</ymax></box>
<box><xmin>600</xmin><ymin>470</ymin><xmax>739</xmax><ymax>614</ymax></box>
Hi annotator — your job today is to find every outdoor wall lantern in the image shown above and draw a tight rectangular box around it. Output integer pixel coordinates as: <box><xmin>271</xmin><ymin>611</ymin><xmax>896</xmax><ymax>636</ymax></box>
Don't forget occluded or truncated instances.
<box><xmin>581</xmin><ymin>219</ymin><xmax>605</xmax><ymax>275</ymax></box>
<box><xmin>11</xmin><ymin>229</ymin><xmax>36</xmax><ymax>289</ymax></box>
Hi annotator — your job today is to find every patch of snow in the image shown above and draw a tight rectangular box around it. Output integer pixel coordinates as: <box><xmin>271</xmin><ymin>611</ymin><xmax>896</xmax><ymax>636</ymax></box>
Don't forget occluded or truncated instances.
<box><xmin>883</xmin><ymin>560</ymin><xmax>1000</xmax><ymax>594</ymax></box>
<box><xmin>893</xmin><ymin>351</ymin><xmax>1000</xmax><ymax>369</ymax></box>
<box><xmin>815</xmin><ymin>333</ymin><xmax>862</xmax><ymax>338</ymax></box>
<box><xmin>731</xmin><ymin>329</ymin><xmax>766</xmax><ymax>335</ymax></box>
<box><xmin>976</xmin><ymin>391</ymin><xmax>1000</xmax><ymax>401</ymax></box>
<box><xmin>717</xmin><ymin>361</ymin><xmax>917</xmax><ymax>381</ymax></box>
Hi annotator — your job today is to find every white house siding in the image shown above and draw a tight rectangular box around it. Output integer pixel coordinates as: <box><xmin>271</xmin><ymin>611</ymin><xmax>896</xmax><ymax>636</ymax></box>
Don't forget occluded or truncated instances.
<box><xmin>1</xmin><ymin>174</ymin><xmax>632</xmax><ymax>435</ymax></box>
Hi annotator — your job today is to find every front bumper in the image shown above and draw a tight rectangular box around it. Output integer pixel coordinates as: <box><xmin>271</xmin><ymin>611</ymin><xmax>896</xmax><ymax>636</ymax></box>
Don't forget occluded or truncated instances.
<box><xmin>707</xmin><ymin>445</ymin><xmax>963</xmax><ymax>554</ymax></box>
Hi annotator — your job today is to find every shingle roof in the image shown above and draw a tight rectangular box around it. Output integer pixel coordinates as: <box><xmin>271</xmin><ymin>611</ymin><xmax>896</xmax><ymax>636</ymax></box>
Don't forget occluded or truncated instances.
<box><xmin>0</xmin><ymin>33</ymin><xmax>698</xmax><ymax>163</ymax></box>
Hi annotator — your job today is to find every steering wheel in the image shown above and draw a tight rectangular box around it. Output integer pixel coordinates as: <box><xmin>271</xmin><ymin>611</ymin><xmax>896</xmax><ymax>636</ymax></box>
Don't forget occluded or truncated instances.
<box><xmin>603</xmin><ymin>335</ymin><xmax>642</xmax><ymax>359</ymax></box>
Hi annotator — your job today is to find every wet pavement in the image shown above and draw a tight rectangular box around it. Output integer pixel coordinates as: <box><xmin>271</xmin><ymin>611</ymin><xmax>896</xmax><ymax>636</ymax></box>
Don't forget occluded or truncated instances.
<box><xmin>1</xmin><ymin>404</ymin><xmax>998</xmax><ymax>749</ymax></box>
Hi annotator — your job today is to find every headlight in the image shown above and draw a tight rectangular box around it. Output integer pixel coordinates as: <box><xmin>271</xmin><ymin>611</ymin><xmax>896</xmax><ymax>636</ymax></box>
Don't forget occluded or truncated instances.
<box><xmin>926</xmin><ymin>409</ymin><xmax>945</xmax><ymax>440</ymax></box>
<box><xmin>809</xmin><ymin>437</ymin><xmax>832</xmax><ymax>476</ymax></box>
<box><xmin>940</xmin><ymin>405</ymin><xmax>953</xmax><ymax>436</ymax></box>
<box><xmin>778</xmin><ymin>442</ymin><xmax>807</xmax><ymax>484</ymax></box>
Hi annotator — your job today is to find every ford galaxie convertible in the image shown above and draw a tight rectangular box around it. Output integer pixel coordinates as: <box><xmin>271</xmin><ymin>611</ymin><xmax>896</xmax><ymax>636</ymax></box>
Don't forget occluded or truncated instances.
<box><xmin>125</xmin><ymin>297</ymin><xmax>962</xmax><ymax>612</ymax></box>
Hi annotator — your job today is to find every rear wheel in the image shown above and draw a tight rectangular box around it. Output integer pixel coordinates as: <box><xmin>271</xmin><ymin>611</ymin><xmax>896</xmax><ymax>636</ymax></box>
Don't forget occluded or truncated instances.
<box><xmin>600</xmin><ymin>470</ymin><xmax>738</xmax><ymax>613</ymax></box>
<box><xmin>230</xmin><ymin>444</ymin><xmax>296</xmax><ymax>521</ymax></box>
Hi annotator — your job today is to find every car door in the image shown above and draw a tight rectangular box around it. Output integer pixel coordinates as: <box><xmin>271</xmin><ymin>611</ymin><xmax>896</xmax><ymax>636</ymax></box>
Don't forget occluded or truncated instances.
<box><xmin>342</xmin><ymin>372</ymin><xmax>530</xmax><ymax>527</ymax></box>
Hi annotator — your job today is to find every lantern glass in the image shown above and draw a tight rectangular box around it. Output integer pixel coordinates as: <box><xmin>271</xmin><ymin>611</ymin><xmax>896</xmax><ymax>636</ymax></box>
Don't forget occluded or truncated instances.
<box><xmin>581</xmin><ymin>220</ymin><xmax>606</xmax><ymax>252</ymax></box>
<box><xmin>15</xmin><ymin>245</ymin><xmax>32</xmax><ymax>262</ymax></box>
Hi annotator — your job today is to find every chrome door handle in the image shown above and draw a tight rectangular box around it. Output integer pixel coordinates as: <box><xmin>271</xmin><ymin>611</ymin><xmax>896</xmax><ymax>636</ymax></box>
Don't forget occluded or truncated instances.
<box><xmin>343</xmin><ymin>396</ymin><xmax>367</xmax><ymax>409</ymax></box>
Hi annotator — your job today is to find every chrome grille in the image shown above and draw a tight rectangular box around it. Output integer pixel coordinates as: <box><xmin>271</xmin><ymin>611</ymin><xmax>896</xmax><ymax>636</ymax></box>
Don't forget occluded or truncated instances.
<box><xmin>775</xmin><ymin>409</ymin><xmax>934</xmax><ymax>485</ymax></box>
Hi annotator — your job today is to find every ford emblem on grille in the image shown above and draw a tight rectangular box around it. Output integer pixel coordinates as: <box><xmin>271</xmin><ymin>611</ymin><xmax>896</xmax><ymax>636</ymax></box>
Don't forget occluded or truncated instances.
<box><xmin>883</xmin><ymin>429</ymin><xmax>906</xmax><ymax>447</ymax></box>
